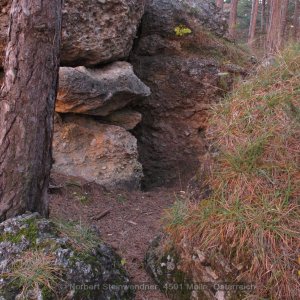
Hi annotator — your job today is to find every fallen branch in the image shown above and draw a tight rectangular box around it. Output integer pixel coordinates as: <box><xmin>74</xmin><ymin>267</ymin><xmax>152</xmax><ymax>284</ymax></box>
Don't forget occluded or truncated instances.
<box><xmin>90</xmin><ymin>209</ymin><xmax>111</xmax><ymax>221</ymax></box>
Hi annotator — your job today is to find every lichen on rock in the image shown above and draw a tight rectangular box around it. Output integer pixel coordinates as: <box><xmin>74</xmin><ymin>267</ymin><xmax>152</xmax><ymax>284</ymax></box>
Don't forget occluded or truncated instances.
<box><xmin>0</xmin><ymin>213</ymin><xmax>134</xmax><ymax>300</ymax></box>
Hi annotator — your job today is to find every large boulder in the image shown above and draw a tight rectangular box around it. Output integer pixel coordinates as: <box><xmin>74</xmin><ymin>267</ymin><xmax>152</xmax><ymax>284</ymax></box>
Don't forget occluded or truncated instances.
<box><xmin>0</xmin><ymin>0</ymin><xmax>145</xmax><ymax>67</ymax></box>
<box><xmin>130</xmin><ymin>0</ymin><xmax>246</xmax><ymax>188</ymax></box>
<box><xmin>56</xmin><ymin>62</ymin><xmax>150</xmax><ymax>116</ymax></box>
<box><xmin>52</xmin><ymin>115</ymin><xmax>143</xmax><ymax>190</ymax></box>
<box><xmin>0</xmin><ymin>213</ymin><xmax>134</xmax><ymax>299</ymax></box>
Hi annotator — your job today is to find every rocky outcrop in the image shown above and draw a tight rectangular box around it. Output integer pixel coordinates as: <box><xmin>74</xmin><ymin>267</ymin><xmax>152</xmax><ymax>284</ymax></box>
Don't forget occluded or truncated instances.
<box><xmin>145</xmin><ymin>234</ymin><xmax>247</xmax><ymax>300</ymax></box>
<box><xmin>0</xmin><ymin>0</ymin><xmax>145</xmax><ymax>67</ymax></box>
<box><xmin>52</xmin><ymin>115</ymin><xmax>143</xmax><ymax>191</ymax></box>
<box><xmin>56</xmin><ymin>62</ymin><xmax>150</xmax><ymax>116</ymax></box>
<box><xmin>0</xmin><ymin>213</ymin><xmax>134</xmax><ymax>299</ymax></box>
<box><xmin>130</xmin><ymin>0</ymin><xmax>246</xmax><ymax>188</ymax></box>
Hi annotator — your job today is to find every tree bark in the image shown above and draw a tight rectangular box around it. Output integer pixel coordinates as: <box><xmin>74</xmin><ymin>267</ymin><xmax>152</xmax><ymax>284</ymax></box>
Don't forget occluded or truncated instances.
<box><xmin>280</xmin><ymin>0</ymin><xmax>289</xmax><ymax>45</ymax></box>
<box><xmin>266</xmin><ymin>0</ymin><xmax>283</xmax><ymax>54</ymax></box>
<box><xmin>261</xmin><ymin>0</ymin><xmax>266</xmax><ymax>33</ymax></box>
<box><xmin>0</xmin><ymin>0</ymin><xmax>62</xmax><ymax>221</ymax></box>
<box><xmin>228</xmin><ymin>0</ymin><xmax>239</xmax><ymax>40</ymax></box>
<box><xmin>293</xmin><ymin>0</ymin><xmax>300</xmax><ymax>40</ymax></box>
<box><xmin>216</xmin><ymin>0</ymin><xmax>224</xmax><ymax>11</ymax></box>
<box><xmin>248</xmin><ymin>0</ymin><xmax>259</xmax><ymax>46</ymax></box>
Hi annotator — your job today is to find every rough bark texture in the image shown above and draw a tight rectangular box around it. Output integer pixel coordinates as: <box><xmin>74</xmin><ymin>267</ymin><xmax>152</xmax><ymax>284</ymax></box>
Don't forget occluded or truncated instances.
<box><xmin>280</xmin><ymin>0</ymin><xmax>289</xmax><ymax>44</ymax></box>
<box><xmin>266</xmin><ymin>0</ymin><xmax>282</xmax><ymax>54</ymax></box>
<box><xmin>0</xmin><ymin>0</ymin><xmax>62</xmax><ymax>221</ymax></box>
<box><xmin>228</xmin><ymin>0</ymin><xmax>239</xmax><ymax>40</ymax></box>
<box><xmin>248</xmin><ymin>0</ymin><xmax>259</xmax><ymax>46</ymax></box>
<box><xmin>216</xmin><ymin>0</ymin><xmax>224</xmax><ymax>10</ymax></box>
<box><xmin>293</xmin><ymin>0</ymin><xmax>300</xmax><ymax>40</ymax></box>
<box><xmin>261</xmin><ymin>0</ymin><xmax>266</xmax><ymax>33</ymax></box>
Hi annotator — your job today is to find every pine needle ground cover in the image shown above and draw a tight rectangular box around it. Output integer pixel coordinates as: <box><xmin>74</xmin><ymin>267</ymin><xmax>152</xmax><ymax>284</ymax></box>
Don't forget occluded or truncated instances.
<box><xmin>165</xmin><ymin>46</ymin><xmax>300</xmax><ymax>299</ymax></box>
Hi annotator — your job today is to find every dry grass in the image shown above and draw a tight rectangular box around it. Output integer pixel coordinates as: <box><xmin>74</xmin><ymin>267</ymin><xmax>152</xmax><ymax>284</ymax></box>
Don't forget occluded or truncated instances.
<box><xmin>55</xmin><ymin>219</ymin><xmax>99</xmax><ymax>252</ymax></box>
<box><xmin>166</xmin><ymin>45</ymin><xmax>300</xmax><ymax>299</ymax></box>
<box><xmin>5</xmin><ymin>250</ymin><xmax>63</xmax><ymax>298</ymax></box>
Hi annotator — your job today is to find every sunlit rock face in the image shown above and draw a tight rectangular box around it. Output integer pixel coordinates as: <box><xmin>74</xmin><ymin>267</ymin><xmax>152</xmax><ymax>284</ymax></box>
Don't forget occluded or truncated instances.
<box><xmin>52</xmin><ymin>115</ymin><xmax>143</xmax><ymax>191</ymax></box>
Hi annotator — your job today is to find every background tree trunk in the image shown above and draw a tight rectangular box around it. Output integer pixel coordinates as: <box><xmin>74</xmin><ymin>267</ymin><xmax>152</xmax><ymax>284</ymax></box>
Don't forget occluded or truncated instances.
<box><xmin>228</xmin><ymin>0</ymin><xmax>239</xmax><ymax>40</ymax></box>
<box><xmin>261</xmin><ymin>0</ymin><xmax>266</xmax><ymax>33</ymax></box>
<box><xmin>248</xmin><ymin>0</ymin><xmax>259</xmax><ymax>46</ymax></box>
<box><xmin>266</xmin><ymin>0</ymin><xmax>282</xmax><ymax>54</ymax></box>
<box><xmin>293</xmin><ymin>0</ymin><xmax>300</xmax><ymax>40</ymax></box>
<box><xmin>0</xmin><ymin>0</ymin><xmax>62</xmax><ymax>221</ymax></box>
<box><xmin>216</xmin><ymin>0</ymin><xmax>224</xmax><ymax>11</ymax></box>
<box><xmin>280</xmin><ymin>0</ymin><xmax>290</xmax><ymax>45</ymax></box>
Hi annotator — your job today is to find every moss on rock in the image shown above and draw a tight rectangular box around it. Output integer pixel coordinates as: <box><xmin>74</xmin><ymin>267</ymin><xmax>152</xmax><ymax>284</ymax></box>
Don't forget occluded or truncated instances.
<box><xmin>0</xmin><ymin>213</ymin><xmax>134</xmax><ymax>300</ymax></box>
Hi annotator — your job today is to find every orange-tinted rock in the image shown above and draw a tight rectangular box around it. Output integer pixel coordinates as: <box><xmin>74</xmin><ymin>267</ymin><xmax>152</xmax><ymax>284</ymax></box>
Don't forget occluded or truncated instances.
<box><xmin>52</xmin><ymin>115</ymin><xmax>143</xmax><ymax>190</ymax></box>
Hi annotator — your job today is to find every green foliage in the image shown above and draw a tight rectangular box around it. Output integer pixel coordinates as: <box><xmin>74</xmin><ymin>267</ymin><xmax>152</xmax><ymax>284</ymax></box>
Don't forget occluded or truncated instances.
<box><xmin>174</xmin><ymin>24</ymin><xmax>192</xmax><ymax>37</ymax></box>
<box><xmin>0</xmin><ymin>218</ymin><xmax>39</xmax><ymax>245</ymax></box>
<box><xmin>54</xmin><ymin>219</ymin><xmax>99</xmax><ymax>252</ymax></box>
<box><xmin>164</xmin><ymin>197</ymin><xmax>189</xmax><ymax>228</ymax></box>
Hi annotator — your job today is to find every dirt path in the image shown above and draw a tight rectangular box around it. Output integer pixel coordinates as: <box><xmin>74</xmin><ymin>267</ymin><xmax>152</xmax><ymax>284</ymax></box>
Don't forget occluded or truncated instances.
<box><xmin>49</xmin><ymin>174</ymin><xmax>177</xmax><ymax>300</ymax></box>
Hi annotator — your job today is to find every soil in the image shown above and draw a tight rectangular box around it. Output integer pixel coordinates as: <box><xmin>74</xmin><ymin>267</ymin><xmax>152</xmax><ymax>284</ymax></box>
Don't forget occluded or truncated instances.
<box><xmin>49</xmin><ymin>173</ymin><xmax>180</xmax><ymax>300</ymax></box>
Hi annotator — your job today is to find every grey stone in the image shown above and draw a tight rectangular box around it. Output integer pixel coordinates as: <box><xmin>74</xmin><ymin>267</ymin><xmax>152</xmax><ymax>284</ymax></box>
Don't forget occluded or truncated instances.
<box><xmin>0</xmin><ymin>213</ymin><xmax>134</xmax><ymax>299</ymax></box>
<box><xmin>56</xmin><ymin>62</ymin><xmax>150</xmax><ymax>116</ymax></box>
<box><xmin>0</xmin><ymin>0</ymin><xmax>145</xmax><ymax>67</ymax></box>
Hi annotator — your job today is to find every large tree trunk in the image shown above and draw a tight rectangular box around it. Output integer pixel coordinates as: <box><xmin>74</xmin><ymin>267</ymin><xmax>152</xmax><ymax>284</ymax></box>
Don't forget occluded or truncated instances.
<box><xmin>248</xmin><ymin>0</ymin><xmax>259</xmax><ymax>46</ymax></box>
<box><xmin>0</xmin><ymin>0</ymin><xmax>62</xmax><ymax>221</ymax></box>
<box><xmin>228</xmin><ymin>0</ymin><xmax>239</xmax><ymax>40</ymax></box>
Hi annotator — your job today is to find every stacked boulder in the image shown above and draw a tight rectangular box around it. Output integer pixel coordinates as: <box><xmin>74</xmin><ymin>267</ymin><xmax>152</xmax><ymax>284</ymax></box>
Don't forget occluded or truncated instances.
<box><xmin>54</xmin><ymin>62</ymin><xmax>150</xmax><ymax>191</ymax></box>
<box><xmin>0</xmin><ymin>0</ymin><xmax>149</xmax><ymax>190</ymax></box>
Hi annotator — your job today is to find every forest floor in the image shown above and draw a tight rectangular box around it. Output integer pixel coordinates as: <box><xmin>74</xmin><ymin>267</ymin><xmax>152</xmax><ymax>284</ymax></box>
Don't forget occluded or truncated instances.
<box><xmin>49</xmin><ymin>173</ymin><xmax>178</xmax><ymax>300</ymax></box>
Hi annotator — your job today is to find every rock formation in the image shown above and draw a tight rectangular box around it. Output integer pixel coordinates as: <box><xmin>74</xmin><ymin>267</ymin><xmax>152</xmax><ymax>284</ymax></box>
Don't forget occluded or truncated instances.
<box><xmin>0</xmin><ymin>0</ymin><xmax>145</xmax><ymax>67</ymax></box>
<box><xmin>0</xmin><ymin>0</ymin><xmax>246</xmax><ymax>192</ymax></box>
<box><xmin>0</xmin><ymin>213</ymin><xmax>134</xmax><ymax>299</ymax></box>
<box><xmin>53</xmin><ymin>115</ymin><xmax>143</xmax><ymax>191</ymax></box>
<box><xmin>0</xmin><ymin>1</ymin><xmax>148</xmax><ymax>191</ymax></box>
<box><xmin>101</xmin><ymin>109</ymin><xmax>142</xmax><ymax>130</ymax></box>
<box><xmin>130</xmin><ymin>0</ymin><xmax>246</xmax><ymax>188</ymax></box>
<box><xmin>145</xmin><ymin>234</ymin><xmax>243</xmax><ymax>300</ymax></box>
<box><xmin>56</xmin><ymin>62</ymin><xmax>150</xmax><ymax>116</ymax></box>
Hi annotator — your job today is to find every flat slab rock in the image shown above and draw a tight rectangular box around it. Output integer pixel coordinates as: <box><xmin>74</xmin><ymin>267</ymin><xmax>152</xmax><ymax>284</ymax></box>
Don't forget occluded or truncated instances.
<box><xmin>99</xmin><ymin>109</ymin><xmax>142</xmax><ymax>130</ymax></box>
<box><xmin>56</xmin><ymin>62</ymin><xmax>150</xmax><ymax>116</ymax></box>
<box><xmin>52</xmin><ymin>115</ymin><xmax>143</xmax><ymax>191</ymax></box>
<box><xmin>0</xmin><ymin>0</ymin><xmax>145</xmax><ymax>67</ymax></box>
<box><xmin>0</xmin><ymin>213</ymin><xmax>134</xmax><ymax>300</ymax></box>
